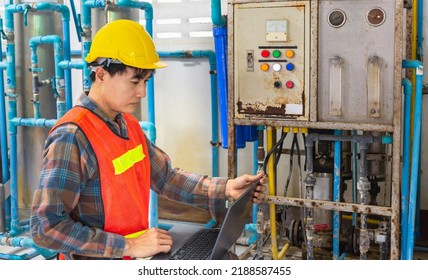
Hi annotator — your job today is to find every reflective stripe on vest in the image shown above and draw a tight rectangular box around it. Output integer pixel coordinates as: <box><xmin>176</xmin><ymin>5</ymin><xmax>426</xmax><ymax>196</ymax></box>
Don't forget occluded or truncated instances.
<box><xmin>52</xmin><ymin>106</ymin><xmax>150</xmax><ymax>237</ymax></box>
<box><xmin>112</xmin><ymin>144</ymin><xmax>145</xmax><ymax>175</ymax></box>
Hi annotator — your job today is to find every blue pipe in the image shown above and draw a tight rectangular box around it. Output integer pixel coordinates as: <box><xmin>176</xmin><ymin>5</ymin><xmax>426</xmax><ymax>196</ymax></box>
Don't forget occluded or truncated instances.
<box><xmin>401</xmin><ymin>78</ymin><xmax>412</xmax><ymax>259</ymax></box>
<box><xmin>333</xmin><ymin>130</ymin><xmax>342</xmax><ymax>259</ymax></box>
<box><xmin>81</xmin><ymin>0</ymin><xmax>105</xmax><ymax>91</ymax></box>
<box><xmin>3</xmin><ymin>2</ymin><xmax>16</xmax><ymax>234</ymax></box>
<box><xmin>0</xmin><ymin>234</ymin><xmax>57</xmax><ymax>259</ymax></box>
<box><xmin>337</xmin><ymin>252</ymin><xmax>348</xmax><ymax>260</ymax></box>
<box><xmin>10</xmin><ymin>118</ymin><xmax>57</xmax><ymax>128</ymax></box>
<box><xmin>213</xmin><ymin>27</ymin><xmax>247</xmax><ymax>149</ymax></box>
<box><xmin>414</xmin><ymin>0</ymin><xmax>424</xmax><ymax>245</ymax></box>
<box><xmin>139</xmin><ymin>120</ymin><xmax>158</xmax><ymax>228</ymax></box>
<box><xmin>58</xmin><ymin>60</ymin><xmax>86</xmax><ymax>70</ymax></box>
<box><xmin>29</xmin><ymin>35</ymin><xmax>66</xmax><ymax>119</ymax></box>
<box><xmin>203</xmin><ymin>218</ymin><xmax>218</xmax><ymax>229</ymax></box>
<box><xmin>402</xmin><ymin>60</ymin><xmax>423</xmax><ymax>260</ymax></box>
<box><xmin>7</xmin><ymin>100</ymin><xmax>18</xmax><ymax>236</ymax></box>
<box><xmin>32</xmin><ymin>2</ymin><xmax>72</xmax><ymax>112</ymax></box>
<box><xmin>139</xmin><ymin>121</ymin><xmax>156</xmax><ymax>145</ymax></box>
<box><xmin>252</xmin><ymin>140</ymin><xmax>259</xmax><ymax>224</ymax></box>
<box><xmin>4</xmin><ymin>1</ymin><xmax>72</xmax><ymax>239</ymax></box>
<box><xmin>211</xmin><ymin>0</ymin><xmax>226</xmax><ymax>27</ymax></box>
<box><xmin>70</xmin><ymin>50</ymin><xmax>82</xmax><ymax>57</ymax></box>
<box><xmin>69</xmin><ymin>0</ymin><xmax>82</xmax><ymax>42</ymax></box>
<box><xmin>0</xmin><ymin>19</ymin><xmax>8</xmax><ymax>184</ymax></box>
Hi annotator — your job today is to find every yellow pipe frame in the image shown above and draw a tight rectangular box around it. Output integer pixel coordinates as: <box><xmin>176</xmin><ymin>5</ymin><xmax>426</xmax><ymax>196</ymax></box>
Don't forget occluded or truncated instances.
<box><xmin>267</xmin><ymin>126</ymin><xmax>289</xmax><ymax>260</ymax></box>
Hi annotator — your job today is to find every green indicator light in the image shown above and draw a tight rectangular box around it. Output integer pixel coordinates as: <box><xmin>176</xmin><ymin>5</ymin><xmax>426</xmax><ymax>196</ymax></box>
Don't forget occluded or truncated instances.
<box><xmin>272</xmin><ymin>50</ymin><xmax>281</xmax><ymax>58</ymax></box>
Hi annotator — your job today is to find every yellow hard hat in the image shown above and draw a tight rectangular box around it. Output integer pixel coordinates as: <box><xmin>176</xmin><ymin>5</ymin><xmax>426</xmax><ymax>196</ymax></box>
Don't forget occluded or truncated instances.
<box><xmin>85</xmin><ymin>19</ymin><xmax>167</xmax><ymax>69</ymax></box>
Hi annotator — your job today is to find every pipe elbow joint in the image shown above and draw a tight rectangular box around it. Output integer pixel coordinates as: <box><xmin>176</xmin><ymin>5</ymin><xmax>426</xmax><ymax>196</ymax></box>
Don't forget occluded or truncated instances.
<box><xmin>305</xmin><ymin>133</ymin><xmax>318</xmax><ymax>148</ymax></box>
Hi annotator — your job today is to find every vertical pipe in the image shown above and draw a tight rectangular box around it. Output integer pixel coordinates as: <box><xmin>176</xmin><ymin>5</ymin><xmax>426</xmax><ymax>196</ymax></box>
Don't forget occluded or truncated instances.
<box><xmin>211</xmin><ymin>0</ymin><xmax>226</xmax><ymax>27</ymax></box>
<box><xmin>352</xmin><ymin>130</ymin><xmax>358</xmax><ymax>225</ymax></box>
<box><xmin>213</xmin><ymin>27</ymin><xmax>228</xmax><ymax>150</ymax></box>
<box><xmin>81</xmin><ymin>0</ymin><xmax>105</xmax><ymax>91</ymax></box>
<box><xmin>4</xmin><ymin>4</ymin><xmax>18</xmax><ymax>236</ymax></box>
<box><xmin>401</xmin><ymin>78</ymin><xmax>412</xmax><ymax>259</ymax></box>
<box><xmin>62</xmin><ymin>17</ymin><xmax>72</xmax><ymax>111</ymax></box>
<box><xmin>32</xmin><ymin>2</ymin><xmax>72</xmax><ymax>111</ymax></box>
<box><xmin>8</xmin><ymin>100</ymin><xmax>18</xmax><ymax>236</ymax></box>
<box><xmin>252</xmin><ymin>140</ymin><xmax>258</xmax><ymax>223</ymax></box>
<box><xmin>304</xmin><ymin>143</ymin><xmax>315</xmax><ymax>260</ymax></box>
<box><xmin>402</xmin><ymin>60</ymin><xmax>423</xmax><ymax>260</ymax></box>
<box><xmin>69</xmin><ymin>0</ymin><xmax>82</xmax><ymax>42</ymax></box>
<box><xmin>0</xmin><ymin>19</ymin><xmax>8</xmax><ymax>184</ymax></box>
<box><xmin>266</xmin><ymin>127</ymin><xmax>278</xmax><ymax>259</ymax></box>
<box><xmin>255</xmin><ymin>127</ymin><xmax>265</xmax><ymax>259</ymax></box>
<box><xmin>5</xmin><ymin>1</ymin><xmax>71</xmax><ymax>237</ymax></box>
<box><xmin>333</xmin><ymin>130</ymin><xmax>341</xmax><ymax>259</ymax></box>
<box><xmin>0</xmin><ymin>183</ymin><xmax>5</xmax><ymax>232</ymax></box>
<box><xmin>358</xmin><ymin>143</ymin><xmax>370</xmax><ymax>260</ymax></box>
<box><xmin>29</xmin><ymin>35</ymin><xmax>66</xmax><ymax>119</ymax></box>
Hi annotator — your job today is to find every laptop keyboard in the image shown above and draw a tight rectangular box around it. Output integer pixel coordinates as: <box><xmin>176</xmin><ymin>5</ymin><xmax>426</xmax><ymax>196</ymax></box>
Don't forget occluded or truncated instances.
<box><xmin>168</xmin><ymin>228</ymin><xmax>220</xmax><ymax>260</ymax></box>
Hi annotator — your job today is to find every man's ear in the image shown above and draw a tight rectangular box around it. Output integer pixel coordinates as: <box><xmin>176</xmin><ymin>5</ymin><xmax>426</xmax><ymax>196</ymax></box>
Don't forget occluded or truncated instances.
<box><xmin>95</xmin><ymin>67</ymin><xmax>105</xmax><ymax>82</ymax></box>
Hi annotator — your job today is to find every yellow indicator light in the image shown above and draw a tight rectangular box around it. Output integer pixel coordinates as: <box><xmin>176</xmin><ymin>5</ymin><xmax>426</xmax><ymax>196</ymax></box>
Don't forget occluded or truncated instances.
<box><xmin>260</xmin><ymin>63</ymin><xmax>269</xmax><ymax>71</ymax></box>
<box><xmin>286</xmin><ymin>50</ymin><xmax>295</xmax><ymax>58</ymax></box>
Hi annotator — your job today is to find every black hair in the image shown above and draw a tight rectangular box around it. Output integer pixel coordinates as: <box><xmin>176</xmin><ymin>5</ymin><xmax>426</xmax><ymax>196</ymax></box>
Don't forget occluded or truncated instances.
<box><xmin>89</xmin><ymin>63</ymin><xmax>153</xmax><ymax>82</ymax></box>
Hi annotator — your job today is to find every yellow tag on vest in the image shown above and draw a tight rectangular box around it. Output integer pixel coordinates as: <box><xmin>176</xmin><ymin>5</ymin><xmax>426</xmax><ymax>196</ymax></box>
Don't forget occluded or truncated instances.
<box><xmin>125</xmin><ymin>229</ymin><xmax>148</xmax><ymax>239</ymax></box>
<box><xmin>112</xmin><ymin>144</ymin><xmax>145</xmax><ymax>175</ymax></box>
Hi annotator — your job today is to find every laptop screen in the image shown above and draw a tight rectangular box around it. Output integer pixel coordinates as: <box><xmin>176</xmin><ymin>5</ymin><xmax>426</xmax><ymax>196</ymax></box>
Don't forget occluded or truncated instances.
<box><xmin>209</xmin><ymin>181</ymin><xmax>257</xmax><ymax>259</ymax></box>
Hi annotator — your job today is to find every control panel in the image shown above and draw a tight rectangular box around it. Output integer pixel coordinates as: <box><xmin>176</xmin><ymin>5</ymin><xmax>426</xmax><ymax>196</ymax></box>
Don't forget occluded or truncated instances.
<box><xmin>232</xmin><ymin>1</ymin><xmax>312</xmax><ymax>121</ymax></box>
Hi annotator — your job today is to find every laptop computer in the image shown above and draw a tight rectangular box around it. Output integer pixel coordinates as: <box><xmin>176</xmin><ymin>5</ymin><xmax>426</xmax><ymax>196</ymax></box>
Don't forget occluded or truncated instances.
<box><xmin>151</xmin><ymin>181</ymin><xmax>258</xmax><ymax>260</ymax></box>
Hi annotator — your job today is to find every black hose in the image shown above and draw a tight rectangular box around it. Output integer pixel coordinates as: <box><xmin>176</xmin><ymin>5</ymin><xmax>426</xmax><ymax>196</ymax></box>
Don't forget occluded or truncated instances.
<box><xmin>283</xmin><ymin>134</ymin><xmax>296</xmax><ymax>196</ymax></box>
<box><xmin>262</xmin><ymin>131</ymin><xmax>288</xmax><ymax>175</ymax></box>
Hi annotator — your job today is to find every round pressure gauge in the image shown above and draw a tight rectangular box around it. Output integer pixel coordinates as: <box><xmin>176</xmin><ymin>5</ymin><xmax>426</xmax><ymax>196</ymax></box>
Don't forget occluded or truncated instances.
<box><xmin>328</xmin><ymin>9</ymin><xmax>346</xmax><ymax>28</ymax></box>
<box><xmin>366</xmin><ymin>7</ymin><xmax>386</xmax><ymax>26</ymax></box>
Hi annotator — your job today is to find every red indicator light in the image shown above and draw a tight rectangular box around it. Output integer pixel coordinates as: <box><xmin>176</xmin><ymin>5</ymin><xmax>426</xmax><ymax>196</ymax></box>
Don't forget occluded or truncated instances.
<box><xmin>261</xmin><ymin>50</ymin><xmax>270</xmax><ymax>58</ymax></box>
<box><xmin>286</xmin><ymin>81</ymin><xmax>294</xmax><ymax>89</ymax></box>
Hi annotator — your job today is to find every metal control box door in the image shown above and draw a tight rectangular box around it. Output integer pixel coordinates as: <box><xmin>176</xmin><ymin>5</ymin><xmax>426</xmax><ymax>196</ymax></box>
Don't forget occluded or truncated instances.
<box><xmin>232</xmin><ymin>1</ymin><xmax>313</xmax><ymax>121</ymax></box>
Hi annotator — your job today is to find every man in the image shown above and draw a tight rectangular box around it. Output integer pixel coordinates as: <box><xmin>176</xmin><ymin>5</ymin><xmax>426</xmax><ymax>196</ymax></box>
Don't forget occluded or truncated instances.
<box><xmin>30</xmin><ymin>19</ymin><xmax>266</xmax><ymax>260</ymax></box>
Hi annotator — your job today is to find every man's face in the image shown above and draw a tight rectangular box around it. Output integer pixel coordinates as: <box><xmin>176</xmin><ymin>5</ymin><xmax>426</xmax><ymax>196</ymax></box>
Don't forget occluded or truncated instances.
<box><xmin>99</xmin><ymin>67</ymin><xmax>152</xmax><ymax>119</ymax></box>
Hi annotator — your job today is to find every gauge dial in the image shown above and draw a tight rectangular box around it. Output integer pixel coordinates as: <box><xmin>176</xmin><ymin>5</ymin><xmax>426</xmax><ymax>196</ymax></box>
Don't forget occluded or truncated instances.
<box><xmin>266</xmin><ymin>20</ymin><xmax>288</xmax><ymax>42</ymax></box>
<box><xmin>328</xmin><ymin>9</ymin><xmax>346</xmax><ymax>28</ymax></box>
<box><xmin>367</xmin><ymin>7</ymin><xmax>386</xmax><ymax>26</ymax></box>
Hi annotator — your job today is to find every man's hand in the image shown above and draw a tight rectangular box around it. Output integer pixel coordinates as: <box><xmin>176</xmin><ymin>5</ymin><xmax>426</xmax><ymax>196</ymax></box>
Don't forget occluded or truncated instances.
<box><xmin>123</xmin><ymin>228</ymin><xmax>173</xmax><ymax>259</ymax></box>
<box><xmin>225</xmin><ymin>172</ymin><xmax>267</xmax><ymax>203</ymax></box>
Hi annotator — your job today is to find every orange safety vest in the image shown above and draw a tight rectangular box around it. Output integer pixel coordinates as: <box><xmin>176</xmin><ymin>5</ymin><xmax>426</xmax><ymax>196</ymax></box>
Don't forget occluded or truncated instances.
<box><xmin>52</xmin><ymin>106</ymin><xmax>151</xmax><ymax>258</ymax></box>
